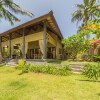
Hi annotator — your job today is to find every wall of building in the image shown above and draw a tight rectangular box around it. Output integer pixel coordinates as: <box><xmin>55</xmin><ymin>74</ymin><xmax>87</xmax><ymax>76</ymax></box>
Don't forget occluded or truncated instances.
<box><xmin>2</xmin><ymin>31</ymin><xmax>43</xmax><ymax>46</ymax></box>
<box><xmin>28</xmin><ymin>41</ymin><xmax>39</xmax><ymax>49</ymax></box>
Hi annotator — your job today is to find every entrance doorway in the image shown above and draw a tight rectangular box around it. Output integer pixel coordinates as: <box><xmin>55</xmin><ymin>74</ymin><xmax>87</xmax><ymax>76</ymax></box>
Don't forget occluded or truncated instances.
<box><xmin>47</xmin><ymin>47</ymin><xmax>56</xmax><ymax>59</ymax></box>
<box><xmin>28</xmin><ymin>48</ymin><xmax>42</xmax><ymax>59</ymax></box>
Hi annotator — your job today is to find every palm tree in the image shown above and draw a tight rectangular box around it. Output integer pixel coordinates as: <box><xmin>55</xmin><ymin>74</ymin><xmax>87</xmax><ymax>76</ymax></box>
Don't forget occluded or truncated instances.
<box><xmin>72</xmin><ymin>0</ymin><xmax>100</xmax><ymax>26</ymax></box>
<box><xmin>0</xmin><ymin>0</ymin><xmax>33</xmax><ymax>24</ymax></box>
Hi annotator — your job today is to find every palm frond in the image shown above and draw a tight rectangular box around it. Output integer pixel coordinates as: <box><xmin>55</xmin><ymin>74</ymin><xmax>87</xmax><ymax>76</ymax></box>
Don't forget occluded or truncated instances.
<box><xmin>2</xmin><ymin>0</ymin><xmax>33</xmax><ymax>17</ymax></box>
<box><xmin>84</xmin><ymin>0</ymin><xmax>89</xmax><ymax>6</ymax></box>
<box><xmin>0</xmin><ymin>7</ymin><xmax>20</xmax><ymax>25</ymax></box>
<box><xmin>90</xmin><ymin>0</ymin><xmax>97</xmax><ymax>6</ymax></box>
<box><xmin>71</xmin><ymin>10</ymin><xmax>84</xmax><ymax>22</ymax></box>
<box><xmin>76</xmin><ymin>4</ymin><xmax>85</xmax><ymax>9</ymax></box>
<box><xmin>88</xmin><ymin>5</ymin><xmax>100</xmax><ymax>17</ymax></box>
<box><xmin>72</xmin><ymin>0</ymin><xmax>100</xmax><ymax>25</ymax></box>
<box><xmin>0</xmin><ymin>0</ymin><xmax>33</xmax><ymax>24</ymax></box>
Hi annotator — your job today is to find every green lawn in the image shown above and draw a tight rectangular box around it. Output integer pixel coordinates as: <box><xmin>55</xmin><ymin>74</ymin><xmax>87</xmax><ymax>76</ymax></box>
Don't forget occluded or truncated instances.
<box><xmin>0</xmin><ymin>66</ymin><xmax>100</xmax><ymax>100</ymax></box>
<box><xmin>61</xmin><ymin>61</ymin><xmax>97</xmax><ymax>65</ymax></box>
<box><xmin>48</xmin><ymin>60</ymin><xmax>97</xmax><ymax>65</ymax></box>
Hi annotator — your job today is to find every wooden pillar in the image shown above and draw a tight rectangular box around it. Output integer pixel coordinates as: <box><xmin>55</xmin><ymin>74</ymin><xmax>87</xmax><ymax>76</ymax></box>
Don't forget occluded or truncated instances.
<box><xmin>43</xmin><ymin>21</ymin><xmax>47</xmax><ymax>59</ymax></box>
<box><xmin>22</xmin><ymin>28</ymin><xmax>25</xmax><ymax>59</ymax></box>
<box><xmin>9</xmin><ymin>33</ymin><xmax>12</xmax><ymax>58</ymax></box>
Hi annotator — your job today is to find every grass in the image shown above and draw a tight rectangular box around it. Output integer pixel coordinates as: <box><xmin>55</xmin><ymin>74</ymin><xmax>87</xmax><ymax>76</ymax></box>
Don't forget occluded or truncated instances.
<box><xmin>47</xmin><ymin>60</ymin><xmax>97</xmax><ymax>65</ymax></box>
<box><xmin>61</xmin><ymin>61</ymin><xmax>97</xmax><ymax>65</ymax></box>
<box><xmin>0</xmin><ymin>66</ymin><xmax>100</xmax><ymax>100</ymax></box>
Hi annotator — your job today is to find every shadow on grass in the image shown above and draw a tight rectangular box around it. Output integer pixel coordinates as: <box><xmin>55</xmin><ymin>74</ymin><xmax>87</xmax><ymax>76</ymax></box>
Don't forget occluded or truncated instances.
<box><xmin>18</xmin><ymin>72</ymin><xmax>24</xmax><ymax>75</ymax></box>
<box><xmin>76</xmin><ymin>79</ymin><xmax>100</xmax><ymax>83</ymax></box>
<box><xmin>0</xmin><ymin>64</ymin><xmax>4</xmax><ymax>67</ymax></box>
<box><xmin>98</xmin><ymin>93</ymin><xmax>100</xmax><ymax>96</ymax></box>
<box><xmin>18</xmin><ymin>71</ymin><xmax>28</xmax><ymax>75</ymax></box>
<box><xmin>9</xmin><ymin>80</ymin><xmax>27</xmax><ymax>90</ymax></box>
<box><xmin>47</xmin><ymin>60</ymin><xmax>62</xmax><ymax>64</ymax></box>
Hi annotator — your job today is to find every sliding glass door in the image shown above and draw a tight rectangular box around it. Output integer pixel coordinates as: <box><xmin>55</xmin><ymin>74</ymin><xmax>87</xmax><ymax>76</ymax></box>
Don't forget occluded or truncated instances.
<box><xmin>47</xmin><ymin>47</ymin><xmax>56</xmax><ymax>59</ymax></box>
<box><xmin>28</xmin><ymin>48</ymin><xmax>42</xmax><ymax>59</ymax></box>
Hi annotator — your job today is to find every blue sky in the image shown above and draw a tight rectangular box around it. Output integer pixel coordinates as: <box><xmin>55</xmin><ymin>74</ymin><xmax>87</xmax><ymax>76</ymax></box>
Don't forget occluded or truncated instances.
<box><xmin>0</xmin><ymin>0</ymin><xmax>83</xmax><ymax>38</ymax></box>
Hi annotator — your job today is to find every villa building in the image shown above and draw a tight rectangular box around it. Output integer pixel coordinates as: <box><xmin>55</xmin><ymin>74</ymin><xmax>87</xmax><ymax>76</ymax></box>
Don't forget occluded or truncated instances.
<box><xmin>0</xmin><ymin>11</ymin><xmax>63</xmax><ymax>60</ymax></box>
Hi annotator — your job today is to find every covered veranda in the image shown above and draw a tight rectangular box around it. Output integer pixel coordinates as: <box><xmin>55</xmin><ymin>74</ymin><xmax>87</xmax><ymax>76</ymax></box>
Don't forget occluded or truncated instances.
<box><xmin>0</xmin><ymin>11</ymin><xmax>63</xmax><ymax>60</ymax></box>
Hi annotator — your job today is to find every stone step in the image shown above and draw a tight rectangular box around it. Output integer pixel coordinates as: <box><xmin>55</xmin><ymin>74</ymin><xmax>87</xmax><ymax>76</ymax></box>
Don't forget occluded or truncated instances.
<box><xmin>7</xmin><ymin>62</ymin><xmax>17</xmax><ymax>64</ymax></box>
<box><xmin>6</xmin><ymin>63</ymin><xmax>17</xmax><ymax>66</ymax></box>
<box><xmin>71</xmin><ymin>68</ymin><xmax>82</xmax><ymax>72</ymax></box>
<box><xmin>70</xmin><ymin>64</ymin><xmax>84</xmax><ymax>73</ymax></box>
<box><xmin>70</xmin><ymin>64</ymin><xmax>84</xmax><ymax>66</ymax></box>
<box><xmin>71</xmin><ymin>66</ymin><xmax>83</xmax><ymax>69</ymax></box>
<box><xmin>5</xmin><ymin>59</ymin><xmax>18</xmax><ymax>66</ymax></box>
<box><xmin>26</xmin><ymin>61</ymin><xmax>47</xmax><ymax>65</ymax></box>
<box><xmin>6</xmin><ymin>61</ymin><xmax>17</xmax><ymax>66</ymax></box>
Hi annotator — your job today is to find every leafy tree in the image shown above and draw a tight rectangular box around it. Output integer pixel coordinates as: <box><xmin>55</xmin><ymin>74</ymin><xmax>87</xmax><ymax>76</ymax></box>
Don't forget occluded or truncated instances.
<box><xmin>0</xmin><ymin>0</ymin><xmax>33</xmax><ymax>24</ymax></box>
<box><xmin>62</xmin><ymin>34</ymin><xmax>90</xmax><ymax>60</ymax></box>
<box><xmin>79</xmin><ymin>19</ymin><xmax>100</xmax><ymax>39</ymax></box>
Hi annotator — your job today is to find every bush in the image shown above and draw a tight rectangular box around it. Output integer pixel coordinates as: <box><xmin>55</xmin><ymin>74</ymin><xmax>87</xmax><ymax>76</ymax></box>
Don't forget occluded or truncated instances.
<box><xmin>56</xmin><ymin>66</ymin><xmax>71</xmax><ymax>75</ymax></box>
<box><xmin>22</xmin><ymin>64</ymin><xmax>29</xmax><ymax>73</ymax></box>
<box><xmin>81</xmin><ymin>54</ymin><xmax>100</xmax><ymax>62</ymax></box>
<box><xmin>16</xmin><ymin>64</ymin><xmax>71</xmax><ymax>76</ymax></box>
<box><xmin>18</xmin><ymin>59</ymin><xmax>26</xmax><ymax>66</ymax></box>
<box><xmin>82</xmin><ymin>63</ymin><xmax>100</xmax><ymax>80</ymax></box>
<box><xmin>16</xmin><ymin>59</ymin><xmax>28</xmax><ymax>73</ymax></box>
<box><xmin>81</xmin><ymin>54</ymin><xmax>93</xmax><ymax>61</ymax></box>
<box><xmin>93</xmin><ymin>55</ymin><xmax>100</xmax><ymax>62</ymax></box>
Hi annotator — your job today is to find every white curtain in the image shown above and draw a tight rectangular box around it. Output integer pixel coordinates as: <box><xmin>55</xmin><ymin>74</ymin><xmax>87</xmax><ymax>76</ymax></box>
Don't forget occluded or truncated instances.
<box><xmin>39</xmin><ymin>40</ymin><xmax>44</xmax><ymax>55</ymax></box>
<box><xmin>25</xmin><ymin>42</ymin><xmax>28</xmax><ymax>54</ymax></box>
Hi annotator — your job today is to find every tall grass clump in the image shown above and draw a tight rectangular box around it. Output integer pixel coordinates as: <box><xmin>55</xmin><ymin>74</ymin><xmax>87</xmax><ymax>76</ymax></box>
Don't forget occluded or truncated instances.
<box><xmin>82</xmin><ymin>63</ymin><xmax>100</xmax><ymax>80</ymax></box>
<box><xmin>16</xmin><ymin>63</ymin><xmax>71</xmax><ymax>76</ymax></box>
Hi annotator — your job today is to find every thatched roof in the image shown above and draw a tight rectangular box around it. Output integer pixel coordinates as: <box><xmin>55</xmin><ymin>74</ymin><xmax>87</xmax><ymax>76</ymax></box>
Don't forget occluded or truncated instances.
<box><xmin>0</xmin><ymin>11</ymin><xmax>63</xmax><ymax>42</ymax></box>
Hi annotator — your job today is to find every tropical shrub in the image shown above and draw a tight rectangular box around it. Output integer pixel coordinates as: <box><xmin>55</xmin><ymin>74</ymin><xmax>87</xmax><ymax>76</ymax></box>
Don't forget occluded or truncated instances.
<box><xmin>16</xmin><ymin>64</ymin><xmax>71</xmax><ymax>76</ymax></box>
<box><xmin>81</xmin><ymin>54</ymin><xmax>93</xmax><ymax>61</ymax></box>
<box><xmin>19</xmin><ymin>59</ymin><xmax>26</xmax><ymax>66</ymax></box>
<box><xmin>81</xmin><ymin>54</ymin><xmax>100</xmax><ymax>62</ymax></box>
<box><xmin>16</xmin><ymin>59</ymin><xmax>27</xmax><ymax>72</ymax></box>
<box><xmin>22</xmin><ymin>64</ymin><xmax>29</xmax><ymax>73</ymax></box>
<box><xmin>93</xmin><ymin>55</ymin><xmax>100</xmax><ymax>62</ymax></box>
<box><xmin>56</xmin><ymin>66</ymin><xmax>71</xmax><ymax>76</ymax></box>
<box><xmin>29</xmin><ymin>64</ymin><xmax>45</xmax><ymax>73</ymax></box>
<box><xmin>82</xmin><ymin>63</ymin><xmax>100</xmax><ymax>80</ymax></box>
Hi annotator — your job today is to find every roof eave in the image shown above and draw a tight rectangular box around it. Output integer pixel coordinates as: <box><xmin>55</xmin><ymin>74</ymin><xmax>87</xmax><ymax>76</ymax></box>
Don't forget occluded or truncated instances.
<box><xmin>0</xmin><ymin>11</ymin><xmax>63</xmax><ymax>39</ymax></box>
